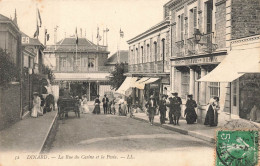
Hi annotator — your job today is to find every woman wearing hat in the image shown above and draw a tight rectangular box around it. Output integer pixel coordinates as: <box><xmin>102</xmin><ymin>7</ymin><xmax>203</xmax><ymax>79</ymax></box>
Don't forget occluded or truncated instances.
<box><xmin>81</xmin><ymin>94</ymin><xmax>90</xmax><ymax>114</ymax></box>
<box><xmin>184</xmin><ymin>95</ymin><xmax>197</xmax><ymax>124</ymax></box>
<box><xmin>31</xmin><ymin>92</ymin><xmax>43</xmax><ymax>118</ymax></box>
<box><xmin>92</xmin><ymin>95</ymin><xmax>101</xmax><ymax>114</ymax></box>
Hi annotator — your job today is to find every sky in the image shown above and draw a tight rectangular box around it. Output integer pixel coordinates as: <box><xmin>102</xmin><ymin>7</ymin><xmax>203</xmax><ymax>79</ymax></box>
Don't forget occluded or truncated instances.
<box><xmin>0</xmin><ymin>0</ymin><xmax>169</xmax><ymax>55</ymax></box>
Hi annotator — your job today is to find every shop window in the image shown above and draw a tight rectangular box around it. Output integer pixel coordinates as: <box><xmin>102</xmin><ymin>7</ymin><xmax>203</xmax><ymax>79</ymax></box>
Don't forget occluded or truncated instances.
<box><xmin>181</xmin><ymin>72</ymin><xmax>190</xmax><ymax>98</ymax></box>
<box><xmin>209</xmin><ymin>82</ymin><xmax>220</xmax><ymax>99</ymax></box>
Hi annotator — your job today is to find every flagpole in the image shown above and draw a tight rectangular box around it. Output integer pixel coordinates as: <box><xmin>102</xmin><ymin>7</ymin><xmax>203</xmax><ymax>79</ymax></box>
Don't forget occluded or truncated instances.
<box><xmin>106</xmin><ymin>26</ymin><xmax>108</xmax><ymax>47</ymax></box>
<box><xmin>36</xmin><ymin>7</ymin><xmax>38</xmax><ymax>39</ymax></box>
<box><xmin>103</xmin><ymin>28</ymin><xmax>104</xmax><ymax>46</ymax></box>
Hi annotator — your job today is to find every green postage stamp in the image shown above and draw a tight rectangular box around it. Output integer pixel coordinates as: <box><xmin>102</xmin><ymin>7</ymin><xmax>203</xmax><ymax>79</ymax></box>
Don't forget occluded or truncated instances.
<box><xmin>216</xmin><ymin>130</ymin><xmax>259</xmax><ymax>166</ymax></box>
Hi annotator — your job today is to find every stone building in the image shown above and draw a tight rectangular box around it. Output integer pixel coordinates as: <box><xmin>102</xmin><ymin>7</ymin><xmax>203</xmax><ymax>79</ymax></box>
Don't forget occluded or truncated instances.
<box><xmin>0</xmin><ymin>13</ymin><xmax>22</xmax><ymax>130</ymax></box>
<box><xmin>164</xmin><ymin>0</ymin><xmax>260</xmax><ymax>122</ymax></box>
<box><xmin>126</xmin><ymin>19</ymin><xmax>171</xmax><ymax>106</ymax></box>
<box><xmin>43</xmin><ymin>37</ymin><xmax>111</xmax><ymax>101</ymax></box>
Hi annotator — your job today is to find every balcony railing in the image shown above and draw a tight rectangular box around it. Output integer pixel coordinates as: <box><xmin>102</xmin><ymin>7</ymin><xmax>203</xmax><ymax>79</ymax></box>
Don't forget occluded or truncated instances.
<box><xmin>44</xmin><ymin>45</ymin><xmax>108</xmax><ymax>52</ymax></box>
<box><xmin>54</xmin><ymin>65</ymin><xmax>114</xmax><ymax>73</ymax></box>
<box><xmin>175</xmin><ymin>32</ymin><xmax>218</xmax><ymax>57</ymax></box>
<box><xmin>128</xmin><ymin>60</ymin><xmax>169</xmax><ymax>74</ymax></box>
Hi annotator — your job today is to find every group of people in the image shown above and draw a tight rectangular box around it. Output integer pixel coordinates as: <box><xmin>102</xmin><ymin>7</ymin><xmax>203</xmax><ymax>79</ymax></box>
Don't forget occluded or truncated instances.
<box><xmin>145</xmin><ymin>92</ymin><xmax>220</xmax><ymax>127</ymax></box>
<box><xmin>92</xmin><ymin>94</ymin><xmax>133</xmax><ymax>116</ymax></box>
<box><xmin>31</xmin><ymin>92</ymin><xmax>55</xmax><ymax>118</ymax></box>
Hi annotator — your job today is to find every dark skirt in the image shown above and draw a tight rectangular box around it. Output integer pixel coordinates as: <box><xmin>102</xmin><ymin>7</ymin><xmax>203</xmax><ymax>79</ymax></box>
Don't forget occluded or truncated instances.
<box><xmin>93</xmin><ymin>105</ymin><xmax>100</xmax><ymax>114</ymax></box>
<box><xmin>173</xmin><ymin>109</ymin><xmax>181</xmax><ymax>117</ymax></box>
<box><xmin>148</xmin><ymin>108</ymin><xmax>156</xmax><ymax>118</ymax></box>
<box><xmin>204</xmin><ymin>105</ymin><xmax>217</xmax><ymax>126</ymax></box>
<box><xmin>185</xmin><ymin>108</ymin><xmax>197</xmax><ymax>124</ymax></box>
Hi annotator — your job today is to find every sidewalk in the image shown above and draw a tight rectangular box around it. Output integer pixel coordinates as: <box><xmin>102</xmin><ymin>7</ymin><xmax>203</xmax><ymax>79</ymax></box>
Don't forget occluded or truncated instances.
<box><xmin>0</xmin><ymin>110</ymin><xmax>57</xmax><ymax>154</ymax></box>
<box><xmin>132</xmin><ymin>112</ymin><xmax>217</xmax><ymax>143</ymax></box>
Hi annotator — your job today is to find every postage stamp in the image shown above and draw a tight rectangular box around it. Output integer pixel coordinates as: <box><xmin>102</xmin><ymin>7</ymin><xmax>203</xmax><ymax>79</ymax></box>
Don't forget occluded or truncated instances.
<box><xmin>216</xmin><ymin>130</ymin><xmax>259</xmax><ymax>166</ymax></box>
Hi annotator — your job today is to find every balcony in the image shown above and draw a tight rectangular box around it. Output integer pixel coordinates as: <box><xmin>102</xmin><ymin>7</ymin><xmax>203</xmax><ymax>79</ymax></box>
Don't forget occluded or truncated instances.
<box><xmin>44</xmin><ymin>45</ymin><xmax>108</xmax><ymax>53</ymax></box>
<box><xmin>175</xmin><ymin>32</ymin><xmax>218</xmax><ymax>57</ymax></box>
<box><xmin>54</xmin><ymin>65</ymin><xmax>114</xmax><ymax>73</ymax></box>
<box><xmin>128</xmin><ymin>60</ymin><xmax>169</xmax><ymax>74</ymax></box>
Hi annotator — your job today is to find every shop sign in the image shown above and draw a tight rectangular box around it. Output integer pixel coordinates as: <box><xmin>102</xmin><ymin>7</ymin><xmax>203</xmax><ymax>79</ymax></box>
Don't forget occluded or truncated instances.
<box><xmin>173</xmin><ymin>55</ymin><xmax>225</xmax><ymax>66</ymax></box>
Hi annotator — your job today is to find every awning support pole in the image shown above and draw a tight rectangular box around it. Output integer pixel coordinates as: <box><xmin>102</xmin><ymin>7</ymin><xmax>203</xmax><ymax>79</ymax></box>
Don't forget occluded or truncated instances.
<box><xmin>229</xmin><ymin>82</ymin><xmax>232</xmax><ymax>120</ymax></box>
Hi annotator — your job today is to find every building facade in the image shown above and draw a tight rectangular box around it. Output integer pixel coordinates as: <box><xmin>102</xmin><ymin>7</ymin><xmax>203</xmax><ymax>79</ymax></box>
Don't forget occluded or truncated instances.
<box><xmin>0</xmin><ymin>13</ymin><xmax>22</xmax><ymax>130</ymax></box>
<box><xmin>164</xmin><ymin>0</ymin><xmax>260</xmax><ymax>122</ymax></box>
<box><xmin>126</xmin><ymin>20</ymin><xmax>171</xmax><ymax>106</ymax></box>
<box><xmin>21</xmin><ymin>32</ymin><xmax>45</xmax><ymax>114</ymax></box>
<box><xmin>43</xmin><ymin>37</ymin><xmax>111</xmax><ymax>101</ymax></box>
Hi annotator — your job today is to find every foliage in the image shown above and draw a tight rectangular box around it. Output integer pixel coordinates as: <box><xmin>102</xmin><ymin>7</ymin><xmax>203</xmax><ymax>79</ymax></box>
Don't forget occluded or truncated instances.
<box><xmin>109</xmin><ymin>63</ymin><xmax>127</xmax><ymax>90</ymax></box>
<box><xmin>0</xmin><ymin>48</ymin><xmax>20</xmax><ymax>87</ymax></box>
<box><xmin>42</xmin><ymin>64</ymin><xmax>55</xmax><ymax>84</ymax></box>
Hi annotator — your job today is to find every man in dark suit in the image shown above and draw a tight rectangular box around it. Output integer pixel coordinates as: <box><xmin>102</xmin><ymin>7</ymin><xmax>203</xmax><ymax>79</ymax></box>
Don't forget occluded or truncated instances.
<box><xmin>172</xmin><ymin>92</ymin><xmax>182</xmax><ymax>125</ymax></box>
<box><xmin>159</xmin><ymin>95</ymin><xmax>167</xmax><ymax>124</ymax></box>
<box><xmin>145</xmin><ymin>95</ymin><xmax>157</xmax><ymax>126</ymax></box>
<box><xmin>102</xmin><ymin>94</ymin><xmax>109</xmax><ymax>114</ymax></box>
<box><xmin>127</xmin><ymin>95</ymin><xmax>133</xmax><ymax>113</ymax></box>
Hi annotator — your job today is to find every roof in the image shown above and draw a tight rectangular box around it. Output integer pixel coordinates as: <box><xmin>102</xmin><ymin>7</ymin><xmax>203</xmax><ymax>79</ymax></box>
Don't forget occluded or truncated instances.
<box><xmin>0</xmin><ymin>14</ymin><xmax>10</xmax><ymax>21</ymax></box>
<box><xmin>57</xmin><ymin>37</ymin><xmax>96</xmax><ymax>46</ymax></box>
<box><xmin>106</xmin><ymin>50</ymin><xmax>128</xmax><ymax>65</ymax></box>
<box><xmin>21</xmin><ymin>31</ymin><xmax>44</xmax><ymax>47</ymax></box>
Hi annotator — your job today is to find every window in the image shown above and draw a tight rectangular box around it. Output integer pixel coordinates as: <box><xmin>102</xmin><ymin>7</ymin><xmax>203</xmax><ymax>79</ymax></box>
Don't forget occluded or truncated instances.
<box><xmin>206</xmin><ymin>0</ymin><xmax>213</xmax><ymax>33</ymax></box>
<box><xmin>136</xmin><ymin>48</ymin><xmax>138</xmax><ymax>64</ymax></box>
<box><xmin>61</xmin><ymin>57</ymin><xmax>66</xmax><ymax>67</ymax></box>
<box><xmin>30</xmin><ymin>57</ymin><xmax>34</xmax><ymax>68</ymax></box>
<box><xmin>130</xmin><ymin>49</ymin><xmax>133</xmax><ymax>64</ymax></box>
<box><xmin>189</xmin><ymin>7</ymin><xmax>197</xmax><ymax>38</ymax></box>
<box><xmin>161</xmin><ymin>39</ymin><xmax>165</xmax><ymax>61</ymax></box>
<box><xmin>181</xmin><ymin>71</ymin><xmax>190</xmax><ymax>98</ymax></box>
<box><xmin>88</xmin><ymin>58</ymin><xmax>94</xmax><ymax>68</ymax></box>
<box><xmin>233</xmin><ymin>81</ymin><xmax>237</xmax><ymax>106</ymax></box>
<box><xmin>209</xmin><ymin>82</ymin><xmax>220</xmax><ymax>99</ymax></box>
<box><xmin>178</xmin><ymin>13</ymin><xmax>184</xmax><ymax>41</ymax></box>
<box><xmin>24</xmin><ymin>55</ymin><xmax>29</xmax><ymax>67</ymax></box>
<box><xmin>141</xmin><ymin>46</ymin><xmax>144</xmax><ymax>63</ymax></box>
<box><xmin>154</xmin><ymin>42</ymin><xmax>157</xmax><ymax>62</ymax></box>
<box><xmin>147</xmin><ymin>44</ymin><xmax>150</xmax><ymax>62</ymax></box>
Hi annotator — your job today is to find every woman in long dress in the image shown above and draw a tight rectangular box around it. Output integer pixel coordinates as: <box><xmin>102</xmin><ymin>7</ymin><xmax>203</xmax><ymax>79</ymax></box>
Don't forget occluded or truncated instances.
<box><xmin>31</xmin><ymin>92</ymin><xmax>43</xmax><ymax>118</ymax></box>
<box><xmin>204</xmin><ymin>97</ymin><xmax>219</xmax><ymax>126</ymax></box>
<box><xmin>184</xmin><ymin>94</ymin><xmax>197</xmax><ymax>124</ymax></box>
<box><xmin>93</xmin><ymin>95</ymin><xmax>101</xmax><ymax>114</ymax></box>
<box><xmin>81</xmin><ymin>95</ymin><xmax>90</xmax><ymax>114</ymax></box>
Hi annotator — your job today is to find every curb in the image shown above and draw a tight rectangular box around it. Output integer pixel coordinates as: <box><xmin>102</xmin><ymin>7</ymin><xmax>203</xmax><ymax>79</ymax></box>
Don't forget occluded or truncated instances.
<box><xmin>132</xmin><ymin>116</ymin><xmax>215</xmax><ymax>144</ymax></box>
<box><xmin>39</xmin><ymin>111</ymin><xmax>59</xmax><ymax>154</ymax></box>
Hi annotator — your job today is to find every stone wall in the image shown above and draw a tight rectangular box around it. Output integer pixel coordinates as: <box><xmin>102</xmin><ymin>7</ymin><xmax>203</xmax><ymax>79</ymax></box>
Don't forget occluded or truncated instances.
<box><xmin>231</xmin><ymin>0</ymin><xmax>260</xmax><ymax>39</ymax></box>
<box><xmin>0</xmin><ymin>84</ymin><xmax>21</xmax><ymax>130</ymax></box>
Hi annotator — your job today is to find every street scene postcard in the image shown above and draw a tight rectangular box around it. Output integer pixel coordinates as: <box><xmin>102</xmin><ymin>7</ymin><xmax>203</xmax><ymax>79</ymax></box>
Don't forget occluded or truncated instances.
<box><xmin>0</xmin><ymin>0</ymin><xmax>260</xmax><ymax>165</ymax></box>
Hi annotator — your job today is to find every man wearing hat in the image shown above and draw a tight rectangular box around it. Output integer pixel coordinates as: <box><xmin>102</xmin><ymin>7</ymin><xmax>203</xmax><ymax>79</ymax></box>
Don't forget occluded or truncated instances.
<box><xmin>145</xmin><ymin>95</ymin><xmax>157</xmax><ymax>126</ymax></box>
<box><xmin>102</xmin><ymin>94</ymin><xmax>109</xmax><ymax>114</ymax></box>
<box><xmin>158</xmin><ymin>95</ymin><xmax>167</xmax><ymax>124</ymax></box>
<box><xmin>172</xmin><ymin>92</ymin><xmax>182</xmax><ymax>125</ymax></box>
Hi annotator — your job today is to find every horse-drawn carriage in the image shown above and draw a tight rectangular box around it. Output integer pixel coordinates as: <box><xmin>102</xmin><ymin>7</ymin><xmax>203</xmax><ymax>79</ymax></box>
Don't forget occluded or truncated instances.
<box><xmin>57</xmin><ymin>97</ymin><xmax>80</xmax><ymax>119</ymax></box>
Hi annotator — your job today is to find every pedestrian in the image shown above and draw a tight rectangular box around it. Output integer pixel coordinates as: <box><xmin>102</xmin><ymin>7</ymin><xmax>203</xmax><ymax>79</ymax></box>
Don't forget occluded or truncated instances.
<box><xmin>31</xmin><ymin>92</ymin><xmax>42</xmax><ymax>118</ymax></box>
<box><xmin>127</xmin><ymin>95</ymin><xmax>133</xmax><ymax>113</ymax></box>
<box><xmin>81</xmin><ymin>94</ymin><xmax>90</xmax><ymax>114</ymax></box>
<box><xmin>40</xmin><ymin>94</ymin><xmax>45</xmax><ymax>114</ymax></box>
<box><xmin>102</xmin><ymin>94</ymin><xmax>109</xmax><ymax>114</ymax></box>
<box><xmin>159</xmin><ymin>95</ymin><xmax>167</xmax><ymax>124</ymax></box>
<box><xmin>166</xmin><ymin>95</ymin><xmax>174</xmax><ymax>124</ymax></box>
<box><xmin>172</xmin><ymin>92</ymin><xmax>182</xmax><ymax>125</ymax></box>
<box><xmin>145</xmin><ymin>95</ymin><xmax>157</xmax><ymax>126</ymax></box>
<box><xmin>184</xmin><ymin>94</ymin><xmax>197</xmax><ymax>124</ymax></box>
<box><xmin>204</xmin><ymin>97</ymin><xmax>219</xmax><ymax>127</ymax></box>
<box><xmin>118</xmin><ymin>96</ymin><xmax>127</xmax><ymax>116</ymax></box>
<box><xmin>93</xmin><ymin>95</ymin><xmax>101</xmax><ymax>114</ymax></box>
<box><xmin>111</xmin><ymin>99</ymin><xmax>116</xmax><ymax>115</ymax></box>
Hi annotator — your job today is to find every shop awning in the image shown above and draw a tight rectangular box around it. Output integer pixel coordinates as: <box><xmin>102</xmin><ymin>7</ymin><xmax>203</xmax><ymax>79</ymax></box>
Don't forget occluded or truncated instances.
<box><xmin>143</xmin><ymin>78</ymin><xmax>160</xmax><ymax>84</ymax></box>
<box><xmin>197</xmin><ymin>48</ymin><xmax>260</xmax><ymax>82</ymax></box>
<box><xmin>134</xmin><ymin>77</ymin><xmax>150</xmax><ymax>89</ymax></box>
<box><xmin>116</xmin><ymin>77</ymin><xmax>138</xmax><ymax>95</ymax></box>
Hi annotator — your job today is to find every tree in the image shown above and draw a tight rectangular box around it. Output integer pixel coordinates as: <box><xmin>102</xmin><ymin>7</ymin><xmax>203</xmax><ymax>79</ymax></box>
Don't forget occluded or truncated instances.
<box><xmin>109</xmin><ymin>63</ymin><xmax>127</xmax><ymax>90</ymax></box>
<box><xmin>0</xmin><ymin>48</ymin><xmax>20</xmax><ymax>87</ymax></box>
<box><xmin>42</xmin><ymin>64</ymin><xmax>55</xmax><ymax>84</ymax></box>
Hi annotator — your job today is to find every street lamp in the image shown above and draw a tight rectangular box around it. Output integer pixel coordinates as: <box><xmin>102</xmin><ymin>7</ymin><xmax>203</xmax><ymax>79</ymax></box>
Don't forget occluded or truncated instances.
<box><xmin>194</xmin><ymin>29</ymin><xmax>202</xmax><ymax>43</ymax></box>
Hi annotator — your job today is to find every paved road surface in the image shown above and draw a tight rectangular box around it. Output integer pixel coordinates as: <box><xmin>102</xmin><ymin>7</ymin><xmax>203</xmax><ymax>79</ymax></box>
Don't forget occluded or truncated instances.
<box><xmin>48</xmin><ymin>107</ymin><xmax>215</xmax><ymax>165</ymax></box>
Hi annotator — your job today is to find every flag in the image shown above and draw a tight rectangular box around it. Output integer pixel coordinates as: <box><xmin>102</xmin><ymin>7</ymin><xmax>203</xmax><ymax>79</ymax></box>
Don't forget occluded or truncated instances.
<box><xmin>47</xmin><ymin>34</ymin><xmax>50</xmax><ymax>41</ymax></box>
<box><xmin>37</xmin><ymin>8</ymin><xmax>42</xmax><ymax>27</ymax></box>
<box><xmin>45</xmin><ymin>29</ymin><xmax>50</xmax><ymax>41</ymax></box>
<box><xmin>98</xmin><ymin>35</ymin><xmax>102</xmax><ymax>41</ymax></box>
<box><xmin>33</xmin><ymin>21</ymin><xmax>39</xmax><ymax>38</ymax></box>
<box><xmin>105</xmin><ymin>28</ymin><xmax>109</xmax><ymax>32</ymax></box>
<box><xmin>96</xmin><ymin>27</ymin><xmax>102</xmax><ymax>41</ymax></box>
<box><xmin>75</xmin><ymin>27</ymin><xmax>78</xmax><ymax>45</ymax></box>
<box><xmin>120</xmin><ymin>29</ymin><xmax>124</xmax><ymax>38</ymax></box>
